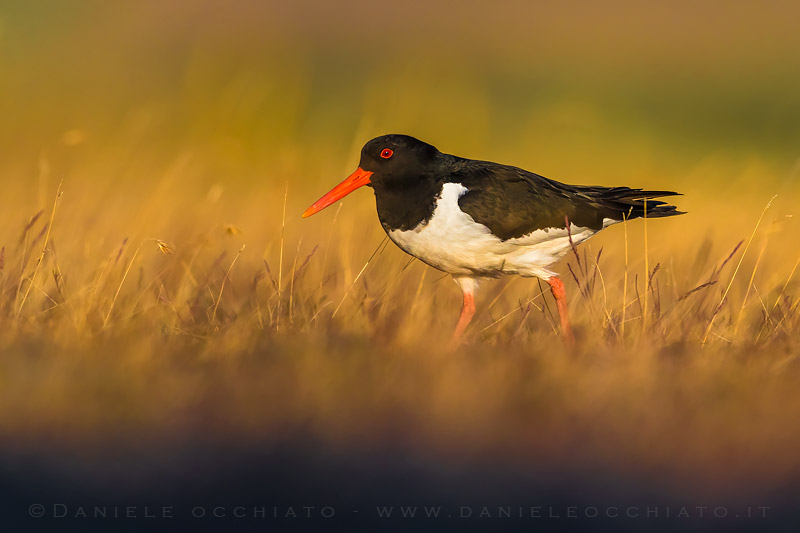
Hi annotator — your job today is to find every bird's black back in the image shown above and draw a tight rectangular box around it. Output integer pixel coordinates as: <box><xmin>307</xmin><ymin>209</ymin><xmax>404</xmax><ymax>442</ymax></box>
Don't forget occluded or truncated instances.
<box><xmin>446</xmin><ymin>156</ymin><xmax>683</xmax><ymax>240</ymax></box>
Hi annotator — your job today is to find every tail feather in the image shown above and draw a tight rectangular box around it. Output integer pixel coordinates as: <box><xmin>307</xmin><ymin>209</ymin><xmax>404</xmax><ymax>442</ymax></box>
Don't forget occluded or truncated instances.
<box><xmin>577</xmin><ymin>186</ymin><xmax>685</xmax><ymax>221</ymax></box>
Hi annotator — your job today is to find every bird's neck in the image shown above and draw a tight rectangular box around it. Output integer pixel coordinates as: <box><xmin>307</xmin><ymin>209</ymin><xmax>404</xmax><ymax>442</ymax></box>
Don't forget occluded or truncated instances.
<box><xmin>373</xmin><ymin>177</ymin><xmax>443</xmax><ymax>232</ymax></box>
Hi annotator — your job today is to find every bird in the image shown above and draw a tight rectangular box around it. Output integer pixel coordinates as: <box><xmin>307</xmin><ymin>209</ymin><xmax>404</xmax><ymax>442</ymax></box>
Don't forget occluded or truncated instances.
<box><xmin>302</xmin><ymin>134</ymin><xmax>683</xmax><ymax>344</ymax></box>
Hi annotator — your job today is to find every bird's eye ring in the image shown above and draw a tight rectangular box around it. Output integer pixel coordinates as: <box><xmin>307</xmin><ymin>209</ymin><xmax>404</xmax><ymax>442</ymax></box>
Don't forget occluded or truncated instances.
<box><xmin>380</xmin><ymin>148</ymin><xmax>393</xmax><ymax>159</ymax></box>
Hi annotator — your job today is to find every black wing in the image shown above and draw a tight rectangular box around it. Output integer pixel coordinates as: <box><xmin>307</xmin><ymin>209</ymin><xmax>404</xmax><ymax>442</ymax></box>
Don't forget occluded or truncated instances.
<box><xmin>450</xmin><ymin>159</ymin><xmax>683</xmax><ymax>241</ymax></box>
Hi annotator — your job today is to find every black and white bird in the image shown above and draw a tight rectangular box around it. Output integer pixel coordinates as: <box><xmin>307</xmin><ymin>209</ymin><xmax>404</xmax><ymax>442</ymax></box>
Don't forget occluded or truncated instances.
<box><xmin>303</xmin><ymin>134</ymin><xmax>683</xmax><ymax>343</ymax></box>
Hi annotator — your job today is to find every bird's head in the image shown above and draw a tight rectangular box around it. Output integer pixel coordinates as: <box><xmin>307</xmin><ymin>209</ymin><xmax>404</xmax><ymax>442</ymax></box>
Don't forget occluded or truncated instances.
<box><xmin>302</xmin><ymin>134</ymin><xmax>439</xmax><ymax>218</ymax></box>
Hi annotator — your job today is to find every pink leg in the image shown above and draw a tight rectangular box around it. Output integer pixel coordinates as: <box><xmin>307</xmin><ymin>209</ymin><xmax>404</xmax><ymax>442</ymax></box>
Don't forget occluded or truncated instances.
<box><xmin>547</xmin><ymin>276</ymin><xmax>575</xmax><ymax>344</ymax></box>
<box><xmin>450</xmin><ymin>277</ymin><xmax>479</xmax><ymax>346</ymax></box>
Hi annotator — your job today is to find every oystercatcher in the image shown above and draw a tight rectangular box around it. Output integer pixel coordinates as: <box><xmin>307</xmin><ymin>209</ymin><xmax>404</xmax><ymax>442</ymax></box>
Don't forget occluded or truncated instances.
<box><xmin>303</xmin><ymin>135</ymin><xmax>682</xmax><ymax>343</ymax></box>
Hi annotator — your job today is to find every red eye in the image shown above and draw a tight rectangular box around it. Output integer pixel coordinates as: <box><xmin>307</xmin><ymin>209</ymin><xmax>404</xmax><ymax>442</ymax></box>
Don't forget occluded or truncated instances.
<box><xmin>380</xmin><ymin>148</ymin><xmax>393</xmax><ymax>159</ymax></box>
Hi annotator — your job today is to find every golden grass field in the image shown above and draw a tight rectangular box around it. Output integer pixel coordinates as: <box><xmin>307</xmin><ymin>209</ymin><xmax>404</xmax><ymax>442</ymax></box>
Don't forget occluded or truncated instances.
<box><xmin>2</xmin><ymin>1</ymin><xmax>800</xmax><ymax>531</ymax></box>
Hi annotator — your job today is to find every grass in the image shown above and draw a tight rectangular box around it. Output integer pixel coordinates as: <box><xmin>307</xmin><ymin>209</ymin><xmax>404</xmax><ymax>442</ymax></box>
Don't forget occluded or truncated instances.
<box><xmin>1</xmin><ymin>160</ymin><xmax>799</xmax><ymax>495</ymax></box>
<box><xmin>2</xmin><ymin>107</ymin><xmax>800</xmax><ymax>531</ymax></box>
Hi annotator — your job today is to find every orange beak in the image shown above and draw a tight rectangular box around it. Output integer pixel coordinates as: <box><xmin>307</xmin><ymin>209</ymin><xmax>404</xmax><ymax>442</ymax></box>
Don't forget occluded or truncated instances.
<box><xmin>302</xmin><ymin>167</ymin><xmax>373</xmax><ymax>218</ymax></box>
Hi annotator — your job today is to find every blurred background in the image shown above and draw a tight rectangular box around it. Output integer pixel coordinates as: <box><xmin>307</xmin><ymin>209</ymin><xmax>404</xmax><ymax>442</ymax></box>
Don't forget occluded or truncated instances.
<box><xmin>2</xmin><ymin>1</ymin><xmax>800</xmax><ymax>531</ymax></box>
<box><xmin>2</xmin><ymin>0</ymin><xmax>799</xmax><ymax>191</ymax></box>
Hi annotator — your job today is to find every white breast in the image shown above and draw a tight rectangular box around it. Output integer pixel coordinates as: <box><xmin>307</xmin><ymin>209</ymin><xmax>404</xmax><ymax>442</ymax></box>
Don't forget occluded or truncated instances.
<box><xmin>386</xmin><ymin>182</ymin><xmax>612</xmax><ymax>279</ymax></box>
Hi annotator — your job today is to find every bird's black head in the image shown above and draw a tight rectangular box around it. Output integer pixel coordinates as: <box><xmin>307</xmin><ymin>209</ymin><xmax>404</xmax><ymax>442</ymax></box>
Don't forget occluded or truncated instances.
<box><xmin>302</xmin><ymin>134</ymin><xmax>441</xmax><ymax>218</ymax></box>
<box><xmin>358</xmin><ymin>134</ymin><xmax>440</xmax><ymax>190</ymax></box>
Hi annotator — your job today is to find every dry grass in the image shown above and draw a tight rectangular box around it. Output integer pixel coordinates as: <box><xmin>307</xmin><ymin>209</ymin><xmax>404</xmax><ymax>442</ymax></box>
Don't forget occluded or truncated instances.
<box><xmin>1</xmin><ymin>157</ymin><xmax>799</xmax><ymax>507</ymax></box>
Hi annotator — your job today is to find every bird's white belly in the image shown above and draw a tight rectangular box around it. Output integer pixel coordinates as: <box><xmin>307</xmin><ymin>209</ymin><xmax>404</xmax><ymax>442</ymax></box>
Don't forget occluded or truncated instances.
<box><xmin>386</xmin><ymin>183</ymin><xmax>608</xmax><ymax>279</ymax></box>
